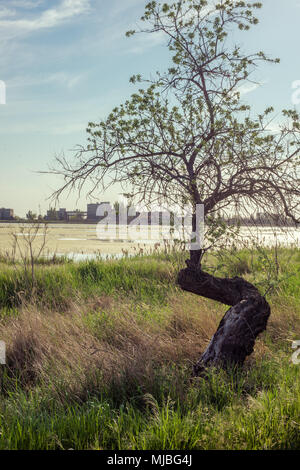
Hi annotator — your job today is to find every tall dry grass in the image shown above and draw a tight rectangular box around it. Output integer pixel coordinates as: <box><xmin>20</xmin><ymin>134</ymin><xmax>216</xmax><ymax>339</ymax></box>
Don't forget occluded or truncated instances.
<box><xmin>0</xmin><ymin>294</ymin><xmax>220</xmax><ymax>404</ymax></box>
<box><xmin>1</xmin><ymin>289</ymin><xmax>298</xmax><ymax>405</ymax></box>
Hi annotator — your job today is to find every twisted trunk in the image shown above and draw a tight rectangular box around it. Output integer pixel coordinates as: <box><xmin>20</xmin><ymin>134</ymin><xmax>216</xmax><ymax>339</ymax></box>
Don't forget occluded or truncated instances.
<box><xmin>177</xmin><ymin>262</ymin><xmax>270</xmax><ymax>376</ymax></box>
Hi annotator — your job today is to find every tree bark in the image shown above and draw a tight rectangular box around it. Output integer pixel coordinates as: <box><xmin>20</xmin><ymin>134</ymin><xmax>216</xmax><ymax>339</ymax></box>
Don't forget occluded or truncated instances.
<box><xmin>177</xmin><ymin>263</ymin><xmax>270</xmax><ymax>376</ymax></box>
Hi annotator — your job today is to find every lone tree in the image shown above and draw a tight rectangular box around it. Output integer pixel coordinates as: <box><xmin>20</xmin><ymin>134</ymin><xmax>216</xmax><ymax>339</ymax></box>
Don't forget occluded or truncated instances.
<box><xmin>52</xmin><ymin>0</ymin><xmax>300</xmax><ymax>374</ymax></box>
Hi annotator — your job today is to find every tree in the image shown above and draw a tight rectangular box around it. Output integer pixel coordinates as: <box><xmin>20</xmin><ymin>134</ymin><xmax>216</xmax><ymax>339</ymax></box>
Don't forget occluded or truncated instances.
<box><xmin>11</xmin><ymin>223</ymin><xmax>49</xmax><ymax>289</ymax></box>
<box><xmin>69</xmin><ymin>209</ymin><xmax>85</xmax><ymax>221</ymax></box>
<box><xmin>47</xmin><ymin>207</ymin><xmax>58</xmax><ymax>221</ymax></box>
<box><xmin>26</xmin><ymin>210</ymin><xmax>37</xmax><ymax>221</ymax></box>
<box><xmin>51</xmin><ymin>0</ymin><xmax>300</xmax><ymax>374</ymax></box>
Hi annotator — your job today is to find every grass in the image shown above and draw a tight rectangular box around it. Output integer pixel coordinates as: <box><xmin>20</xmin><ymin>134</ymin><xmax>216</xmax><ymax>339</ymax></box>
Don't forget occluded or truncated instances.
<box><xmin>0</xmin><ymin>256</ymin><xmax>177</xmax><ymax>310</ymax></box>
<box><xmin>0</xmin><ymin>247</ymin><xmax>299</xmax><ymax>450</ymax></box>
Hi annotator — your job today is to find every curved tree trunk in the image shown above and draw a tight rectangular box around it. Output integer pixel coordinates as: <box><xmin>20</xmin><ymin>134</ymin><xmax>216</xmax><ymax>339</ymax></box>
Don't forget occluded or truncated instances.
<box><xmin>177</xmin><ymin>260</ymin><xmax>270</xmax><ymax>376</ymax></box>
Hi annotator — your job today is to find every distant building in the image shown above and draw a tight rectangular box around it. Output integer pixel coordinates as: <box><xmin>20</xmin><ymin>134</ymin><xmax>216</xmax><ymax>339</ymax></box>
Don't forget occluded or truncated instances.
<box><xmin>46</xmin><ymin>208</ymin><xmax>69</xmax><ymax>221</ymax></box>
<box><xmin>57</xmin><ymin>208</ymin><xmax>68</xmax><ymax>220</ymax></box>
<box><xmin>87</xmin><ymin>202</ymin><xmax>111</xmax><ymax>220</ymax></box>
<box><xmin>87</xmin><ymin>203</ymin><xmax>100</xmax><ymax>220</ymax></box>
<box><xmin>46</xmin><ymin>209</ymin><xmax>58</xmax><ymax>220</ymax></box>
<box><xmin>46</xmin><ymin>208</ymin><xmax>87</xmax><ymax>221</ymax></box>
<box><xmin>0</xmin><ymin>208</ymin><xmax>14</xmax><ymax>220</ymax></box>
<box><xmin>256</xmin><ymin>212</ymin><xmax>287</xmax><ymax>226</ymax></box>
<box><xmin>131</xmin><ymin>211</ymin><xmax>177</xmax><ymax>226</ymax></box>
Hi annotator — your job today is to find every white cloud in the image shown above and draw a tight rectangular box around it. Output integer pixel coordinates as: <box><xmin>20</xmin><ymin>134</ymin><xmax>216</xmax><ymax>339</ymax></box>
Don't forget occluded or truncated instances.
<box><xmin>44</xmin><ymin>71</ymin><xmax>86</xmax><ymax>90</ymax></box>
<box><xmin>237</xmin><ymin>80</ymin><xmax>268</xmax><ymax>96</ymax></box>
<box><xmin>9</xmin><ymin>71</ymin><xmax>86</xmax><ymax>90</ymax></box>
<box><xmin>266</xmin><ymin>122</ymin><xmax>282</xmax><ymax>134</ymax></box>
<box><xmin>0</xmin><ymin>116</ymin><xmax>87</xmax><ymax>135</ymax></box>
<box><xmin>0</xmin><ymin>0</ymin><xmax>91</xmax><ymax>41</ymax></box>
<box><xmin>6</xmin><ymin>1</ymin><xmax>45</xmax><ymax>9</ymax></box>
<box><xmin>110</xmin><ymin>0</ymin><xmax>144</xmax><ymax>18</ymax></box>
<box><xmin>0</xmin><ymin>6</ymin><xmax>16</xmax><ymax>18</ymax></box>
<box><xmin>238</xmin><ymin>82</ymin><xmax>260</xmax><ymax>96</ymax></box>
<box><xmin>125</xmin><ymin>30</ymin><xmax>166</xmax><ymax>55</ymax></box>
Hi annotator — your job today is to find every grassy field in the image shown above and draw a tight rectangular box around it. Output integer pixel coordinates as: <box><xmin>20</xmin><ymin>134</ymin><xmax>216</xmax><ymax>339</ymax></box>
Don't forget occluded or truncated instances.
<box><xmin>0</xmin><ymin>247</ymin><xmax>299</xmax><ymax>450</ymax></box>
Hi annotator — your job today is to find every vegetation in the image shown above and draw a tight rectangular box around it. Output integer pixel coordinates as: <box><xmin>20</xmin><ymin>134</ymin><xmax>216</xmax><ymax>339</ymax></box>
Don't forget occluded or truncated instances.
<box><xmin>0</xmin><ymin>247</ymin><xmax>299</xmax><ymax>450</ymax></box>
<box><xmin>2</xmin><ymin>0</ymin><xmax>298</xmax><ymax>450</ymax></box>
<box><xmin>50</xmin><ymin>0</ymin><xmax>300</xmax><ymax>373</ymax></box>
<box><xmin>52</xmin><ymin>0</ymin><xmax>299</xmax><ymax>237</ymax></box>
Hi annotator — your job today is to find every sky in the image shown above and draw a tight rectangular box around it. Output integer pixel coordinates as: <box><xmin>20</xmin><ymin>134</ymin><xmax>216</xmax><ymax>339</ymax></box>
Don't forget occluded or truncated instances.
<box><xmin>0</xmin><ymin>0</ymin><xmax>299</xmax><ymax>217</ymax></box>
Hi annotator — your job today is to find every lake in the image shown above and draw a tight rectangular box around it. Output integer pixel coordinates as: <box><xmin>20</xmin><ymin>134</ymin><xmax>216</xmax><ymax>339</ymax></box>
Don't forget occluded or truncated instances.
<box><xmin>0</xmin><ymin>222</ymin><xmax>299</xmax><ymax>261</ymax></box>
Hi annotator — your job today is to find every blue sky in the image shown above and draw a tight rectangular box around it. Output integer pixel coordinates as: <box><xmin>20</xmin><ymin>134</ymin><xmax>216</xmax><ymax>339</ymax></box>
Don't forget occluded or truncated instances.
<box><xmin>0</xmin><ymin>0</ymin><xmax>299</xmax><ymax>217</ymax></box>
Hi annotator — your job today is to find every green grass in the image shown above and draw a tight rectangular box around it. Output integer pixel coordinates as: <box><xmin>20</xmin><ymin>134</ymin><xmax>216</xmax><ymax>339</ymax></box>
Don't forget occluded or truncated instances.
<box><xmin>0</xmin><ymin>256</ymin><xmax>177</xmax><ymax>311</ymax></box>
<box><xmin>0</xmin><ymin>357</ymin><xmax>298</xmax><ymax>450</ymax></box>
<box><xmin>0</xmin><ymin>247</ymin><xmax>299</xmax><ymax>450</ymax></box>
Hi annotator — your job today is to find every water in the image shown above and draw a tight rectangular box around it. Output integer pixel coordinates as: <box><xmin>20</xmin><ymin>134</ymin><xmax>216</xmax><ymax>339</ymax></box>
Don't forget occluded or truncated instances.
<box><xmin>0</xmin><ymin>222</ymin><xmax>299</xmax><ymax>261</ymax></box>
<box><xmin>237</xmin><ymin>225</ymin><xmax>300</xmax><ymax>247</ymax></box>
<box><xmin>53</xmin><ymin>252</ymin><xmax>125</xmax><ymax>262</ymax></box>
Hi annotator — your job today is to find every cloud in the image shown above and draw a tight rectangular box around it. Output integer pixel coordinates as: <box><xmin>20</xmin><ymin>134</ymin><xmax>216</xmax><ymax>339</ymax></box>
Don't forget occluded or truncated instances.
<box><xmin>0</xmin><ymin>0</ymin><xmax>91</xmax><ymax>41</ymax></box>
<box><xmin>47</xmin><ymin>72</ymin><xmax>86</xmax><ymax>90</ymax></box>
<box><xmin>237</xmin><ymin>80</ymin><xmax>268</xmax><ymax>96</ymax></box>
<box><xmin>9</xmin><ymin>72</ymin><xmax>86</xmax><ymax>90</ymax></box>
<box><xmin>0</xmin><ymin>6</ymin><xmax>16</xmax><ymax>18</ymax></box>
<box><xmin>5</xmin><ymin>1</ymin><xmax>45</xmax><ymax>9</ymax></box>
<box><xmin>265</xmin><ymin>122</ymin><xmax>282</xmax><ymax>134</ymax></box>
<box><xmin>238</xmin><ymin>82</ymin><xmax>260</xmax><ymax>95</ymax></box>
<box><xmin>0</xmin><ymin>114</ymin><xmax>88</xmax><ymax>135</ymax></box>
<box><xmin>125</xmin><ymin>30</ymin><xmax>166</xmax><ymax>55</ymax></box>
<box><xmin>110</xmin><ymin>0</ymin><xmax>144</xmax><ymax>18</ymax></box>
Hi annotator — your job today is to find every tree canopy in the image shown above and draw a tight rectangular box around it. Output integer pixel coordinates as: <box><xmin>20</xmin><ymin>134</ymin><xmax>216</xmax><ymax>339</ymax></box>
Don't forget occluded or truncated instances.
<box><xmin>52</xmin><ymin>0</ymin><xmax>300</xmax><ymax>225</ymax></box>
